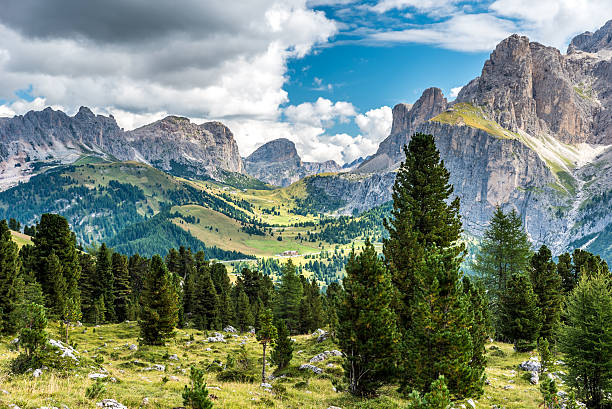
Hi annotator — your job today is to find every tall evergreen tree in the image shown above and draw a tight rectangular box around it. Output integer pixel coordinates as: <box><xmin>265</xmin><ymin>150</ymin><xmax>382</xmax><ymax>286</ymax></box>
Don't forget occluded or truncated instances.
<box><xmin>78</xmin><ymin>253</ymin><xmax>97</xmax><ymax>323</ymax></box>
<box><xmin>139</xmin><ymin>255</ymin><xmax>179</xmax><ymax>346</ymax></box>
<box><xmin>96</xmin><ymin>244</ymin><xmax>115</xmax><ymax>323</ymax></box>
<box><xmin>499</xmin><ymin>273</ymin><xmax>541</xmax><ymax>351</ymax></box>
<box><xmin>211</xmin><ymin>262</ymin><xmax>234</xmax><ymax>327</ymax></box>
<box><xmin>0</xmin><ymin>219</ymin><xmax>22</xmax><ymax>333</ymax></box>
<box><xmin>257</xmin><ymin>308</ymin><xmax>277</xmax><ymax>383</ymax></box>
<box><xmin>529</xmin><ymin>245</ymin><xmax>562</xmax><ymax>342</ymax></box>
<box><xmin>31</xmin><ymin>214</ymin><xmax>81</xmax><ymax>318</ymax></box>
<box><xmin>299</xmin><ymin>278</ymin><xmax>323</xmax><ymax>334</ymax></box>
<box><xmin>234</xmin><ymin>284</ymin><xmax>254</xmax><ymax>333</ymax></box>
<box><xmin>8</xmin><ymin>218</ymin><xmax>20</xmax><ymax>232</ymax></box>
<box><xmin>270</xmin><ymin>318</ymin><xmax>293</xmax><ymax>371</ymax></box>
<box><xmin>462</xmin><ymin>276</ymin><xmax>488</xmax><ymax>396</ymax></box>
<box><xmin>559</xmin><ymin>273</ymin><xmax>611</xmax><ymax>409</ymax></box>
<box><xmin>557</xmin><ymin>252</ymin><xmax>574</xmax><ymax>294</ymax></box>
<box><xmin>274</xmin><ymin>261</ymin><xmax>303</xmax><ymax>334</ymax></box>
<box><xmin>112</xmin><ymin>253</ymin><xmax>131</xmax><ymax>323</ymax></box>
<box><xmin>192</xmin><ymin>262</ymin><xmax>220</xmax><ymax>330</ymax></box>
<box><xmin>338</xmin><ymin>241</ymin><xmax>399</xmax><ymax>396</ymax></box>
<box><xmin>473</xmin><ymin>207</ymin><xmax>532</xmax><ymax>335</ymax></box>
<box><xmin>323</xmin><ymin>281</ymin><xmax>343</xmax><ymax>337</ymax></box>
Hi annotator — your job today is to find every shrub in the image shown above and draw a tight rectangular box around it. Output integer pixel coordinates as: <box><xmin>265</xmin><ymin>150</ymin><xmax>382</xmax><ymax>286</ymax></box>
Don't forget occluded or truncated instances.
<box><xmin>86</xmin><ymin>379</ymin><xmax>106</xmax><ymax>399</ymax></box>
<box><xmin>183</xmin><ymin>366</ymin><xmax>214</xmax><ymax>409</ymax></box>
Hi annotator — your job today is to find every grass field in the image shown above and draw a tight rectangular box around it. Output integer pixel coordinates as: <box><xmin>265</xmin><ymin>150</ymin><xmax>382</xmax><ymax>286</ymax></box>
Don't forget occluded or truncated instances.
<box><xmin>0</xmin><ymin>321</ymin><xmax>555</xmax><ymax>409</ymax></box>
<box><xmin>10</xmin><ymin>230</ymin><xmax>31</xmax><ymax>247</ymax></box>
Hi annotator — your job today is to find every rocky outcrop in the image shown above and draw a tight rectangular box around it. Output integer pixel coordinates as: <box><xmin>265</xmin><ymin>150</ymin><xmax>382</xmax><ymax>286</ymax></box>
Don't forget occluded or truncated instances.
<box><xmin>568</xmin><ymin>20</ymin><xmax>612</xmax><ymax>53</ymax></box>
<box><xmin>0</xmin><ymin>108</ymin><xmax>244</xmax><ymax>188</ymax></box>
<box><xmin>244</xmin><ymin>138</ymin><xmax>341</xmax><ymax>187</ymax></box>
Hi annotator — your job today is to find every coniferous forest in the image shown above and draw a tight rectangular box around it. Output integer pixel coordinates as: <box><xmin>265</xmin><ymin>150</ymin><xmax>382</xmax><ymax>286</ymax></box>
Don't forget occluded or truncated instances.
<box><xmin>0</xmin><ymin>132</ymin><xmax>610</xmax><ymax>409</ymax></box>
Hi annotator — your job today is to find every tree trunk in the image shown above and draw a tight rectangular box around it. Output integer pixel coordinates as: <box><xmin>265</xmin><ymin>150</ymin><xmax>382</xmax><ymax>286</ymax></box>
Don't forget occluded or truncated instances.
<box><xmin>261</xmin><ymin>341</ymin><xmax>267</xmax><ymax>384</ymax></box>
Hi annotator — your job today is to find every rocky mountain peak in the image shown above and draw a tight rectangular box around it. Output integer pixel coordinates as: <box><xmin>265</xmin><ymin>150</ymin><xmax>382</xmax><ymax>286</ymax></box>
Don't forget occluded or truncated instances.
<box><xmin>200</xmin><ymin>121</ymin><xmax>235</xmax><ymax>142</ymax></box>
<box><xmin>568</xmin><ymin>19</ymin><xmax>612</xmax><ymax>53</ymax></box>
<box><xmin>246</xmin><ymin>138</ymin><xmax>299</xmax><ymax>163</ymax></box>
<box><xmin>75</xmin><ymin>106</ymin><xmax>95</xmax><ymax>118</ymax></box>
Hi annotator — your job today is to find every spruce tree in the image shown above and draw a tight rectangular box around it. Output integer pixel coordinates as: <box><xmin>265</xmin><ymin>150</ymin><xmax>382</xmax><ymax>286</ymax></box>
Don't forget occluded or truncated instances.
<box><xmin>274</xmin><ymin>260</ymin><xmax>303</xmax><ymax>334</ymax></box>
<box><xmin>270</xmin><ymin>319</ymin><xmax>293</xmax><ymax>371</ymax></box>
<box><xmin>323</xmin><ymin>281</ymin><xmax>343</xmax><ymax>337</ymax></box>
<box><xmin>559</xmin><ymin>273</ymin><xmax>611</xmax><ymax>409</ymax></box>
<box><xmin>499</xmin><ymin>273</ymin><xmax>541</xmax><ymax>351</ymax></box>
<box><xmin>31</xmin><ymin>214</ymin><xmax>81</xmax><ymax>318</ymax></box>
<box><xmin>403</xmin><ymin>247</ymin><xmax>480</xmax><ymax>398</ymax></box>
<box><xmin>139</xmin><ymin>255</ymin><xmax>179</xmax><ymax>346</ymax></box>
<box><xmin>96</xmin><ymin>244</ymin><xmax>115</xmax><ymax>323</ymax></box>
<box><xmin>234</xmin><ymin>285</ymin><xmax>254</xmax><ymax>333</ymax></box>
<box><xmin>257</xmin><ymin>308</ymin><xmax>277</xmax><ymax>383</ymax></box>
<box><xmin>473</xmin><ymin>207</ymin><xmax>532</xmax><ymax>335</ymax></box>
<box><xmin>529</xmin><ymin>245</ymin><xmax>562</xmax><ymax>342</ymax></box>
<box><xmin>299</xmin><ymin>278</ymin><xmax>323</xmax><ymax>334</ymax></box>
<box><xmin>78</xmin><ymin>253</ymin><xmax>97</xmax><ymax>323</ymax></box>
<box><xmin>112</xmin><ymin>253</ymin><xmax>131</xmax><ymax>323</ymax></box>
<box><xmin>193</xmin><ymin>262</ymin><xmax>220</xmax><ymax>330</ymax></box>
<box><xmin>0</xmin><ymin>219</ymin><xmax>22</xmax><ymax>334</ymax></box>
<box><xmin>338</xmin><ymin>241</ymin><xmax>398</xmax><ymax>396</ymax></box>
<box><xmin>462</xmin><ymin>276</ymin><xmax>488</xmax><ymax>395</ymax></box>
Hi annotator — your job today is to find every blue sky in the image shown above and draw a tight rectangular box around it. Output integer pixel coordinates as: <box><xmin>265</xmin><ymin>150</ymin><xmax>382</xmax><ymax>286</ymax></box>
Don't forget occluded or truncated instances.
<box><xmin>0</xmin><ymin>0</ymin><xmax>611</xmax><ymax>163</ymax></box>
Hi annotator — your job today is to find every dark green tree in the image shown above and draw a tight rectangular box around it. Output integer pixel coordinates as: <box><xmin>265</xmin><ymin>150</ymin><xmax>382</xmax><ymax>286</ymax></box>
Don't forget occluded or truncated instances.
<box><xmin>96</xmin><ymin>243</ymin><xmax>115</xmax><ymax>323</ymax></box>
<box><xmin>499</xmin><ymin>273</ymin><xmax>541</xmax><ymax>351</ymax></box>
<box><xmin>559</xmin><ymin>273</ymin><xmax>611</xmax><ymax>409</ymax></box>
<box><xmin>257</xmin><ymin>308</ymin><xmax>277</xmax><ymax>383</ymax></box>
<box><xmin>192</xmin><ymin>262</ymin><xmax>220</xmax><ymax>330</ymax></box>
<box><xmin>13</xmin><ymin>302</ymin><xmax>48</xmax><ymax>372</ymax></box>
<box><xmin>274</xmin><ymin>260</ymin><xmax>303</xmax><ymax>334</ymax></box>
<box><xmin>139</xmin><ymin>255</ymin><xmax>179</xmax><ymax>346</ymax></box>
<box><xmin>78</xmin><ymin>253</ymin><xmax>97</xmax><ymax>323</ymax></box>
<box><xmin>8</xmin><ymin>218</ymin><xmax>20</xmax><ymax>232</ymax></box>
<box><xmin>299</xmin><ymin>278</ymin><xmax>323</xmax><ymax>334</ymax></box>
<box><xmin>462</xmin><ymin>276</ymin><xmax>488</xmax><ymax>395</ymax></box>
<box><xmin>529</xmin><ymin>245</ymin><xmax>562</xmax><ymax>342</ymax></box>
<box><xmin>405</xmin><ymin>376</ymin><xmax>452</xmax><ymax>409</ymax></box>
<box><xmin>234</xmin><ymin>284</ymin><xmax>254</xmax><ymax>333</ymax></box>
<box><xmin>323</xmin><ymin>281</ymin><xmax>343</xmax><ymax>337</ymax></box>
<box><xmin>182</xmin><ymin>366</ymin><xmax>214</xmax><ymax>409</ymax></box>
<box><xmin>270</xmin><ymin>319</ymin><xmax>293</xmax><ymax>371</ymax></box>
<box><xmin>473</xmin><ymin>207</ymin><xmax>532</xmax><ymax>335</ymax></box>
<box><xmin>338</xmin><ymin>241</ymin><xmax>398</xmax><ymax>396</ymax></box>
<box><xmin>556</xmin><ymin>252</ymin><xmax>575</xmax><ymax>294</ymax></box>
<box><xmin>112</xmin><ymin>252</ymin><xmax>132</xmax><ymax>323</ymax></box>
<box><xmin>0</xmin><ymin>219</ymin><xmax>22</xmax><ymax>333</ymax></box>
<box><xmin>31</xmin><ymin>214</ymin><xmax>81</xmax><ymax>318</ymax></box>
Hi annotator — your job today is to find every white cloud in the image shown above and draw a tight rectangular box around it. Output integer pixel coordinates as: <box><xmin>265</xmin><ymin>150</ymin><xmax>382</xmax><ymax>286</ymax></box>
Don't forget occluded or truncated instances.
<box><xmin>284</xmin><ymin>97</ymin><xmax>356</xmax><ymax>128</ymax></box>
<box><xmin>449</xmin><ymin>86</ymin><xmax>463</xmax><ymax>99</ymax></box>
<box><xmin>355</xmin><ymin>106</ymin><xmax>392</xmax><ymax>143</ymax></box>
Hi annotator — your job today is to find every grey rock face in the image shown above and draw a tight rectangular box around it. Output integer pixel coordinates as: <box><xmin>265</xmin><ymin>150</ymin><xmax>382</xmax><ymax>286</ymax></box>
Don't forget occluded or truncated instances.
<box><xmin>568</xmin><ymin>19</ymin><xmax>612</xmax><ymax>53</ymax></box>
<box><xmin>244</xmin><ymin>138</ymin><xmax>341</xmax><ymax>187</ymax></box>
<box><xmin>0</xmin><ymin>109</ymin><xmax>244</xmax><ymax>188</ymax></box>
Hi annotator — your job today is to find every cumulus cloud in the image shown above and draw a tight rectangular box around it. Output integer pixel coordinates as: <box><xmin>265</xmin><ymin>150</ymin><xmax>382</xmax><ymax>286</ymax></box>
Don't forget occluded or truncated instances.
<box><xmin>284</xmin><ymin>97</ymin><xmax>356</xmax><ymax>128</ymax></box>
<box><xmin>449</xmin><ymin>86</ymin><xmax>463</xmax><ymax>99</ymax></box>
<box><xmin>355</xmin><ymin>106</ymin><xmax>393</xmax><ymax>142</ymax></box>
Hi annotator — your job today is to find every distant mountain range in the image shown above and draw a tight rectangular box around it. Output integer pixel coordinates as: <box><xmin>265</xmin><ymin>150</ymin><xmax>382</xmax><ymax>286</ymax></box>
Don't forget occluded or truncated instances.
<box><xmin>2</xmin><ymin>20</ymin><xmax>612</xmax><ymax>264</ymax></box>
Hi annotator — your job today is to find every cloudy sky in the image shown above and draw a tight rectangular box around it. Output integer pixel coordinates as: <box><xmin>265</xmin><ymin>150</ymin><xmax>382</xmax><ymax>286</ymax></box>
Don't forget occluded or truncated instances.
<box><xmin>0</xmin><ymin>0</ymin><xmax>610</xmax><ymax>163</ymax></box>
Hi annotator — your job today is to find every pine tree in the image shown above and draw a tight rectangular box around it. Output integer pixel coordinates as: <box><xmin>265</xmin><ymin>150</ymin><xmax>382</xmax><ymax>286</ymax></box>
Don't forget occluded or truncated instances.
<box><xmin>403</xmin><ymin>247</ymin><xmax>479</xmax><ymax>398</ymax></box>
<box><xmin>559</xmin><ymin>273</ymin><xmax>611</xmax><ymax>409</ymax></box>
<box><xmin>557</xmin><ymin>252</ymin><xmax>574</xmax><ymax>294</ymax></box>
<box><xmin>112</xmin><ymin>253</ymin><xmax>131</xmax><ymax>323</ymax></box>
<box><xmin>270</xmin><ymin>318</ymin><xmax>293</xmax><ymax>371</ymax></box>
<box><xmin>182</xmin><ymin>366</ymin><xmax>214</xmax><ymax>409</ymax></box>
<box><xmin>299</xmin><ymin>278</ymin><xmax>323</xmax><ymax>334</ymax></box>
<box><xmin>257</xmin><ymin>308</ymin><xmax>277</xmax><ymax>383</ymax></box>
<box><xmin>338</xmin><ymin>241</ymin><xmax>399</xmax><ymax>396</ymax></box>
<box><xmin>274</xmin><ymin>260</ymin><xmax>303</xmax><ymax>334</ymax></box>
<box><xmin>405</xmin><ymin>376</ymin><xmax>452</xmax><ymax>409</ymax></box>
<box><xmin>234</xmin><ymin>285</ymin><xmax>253</xmax><ymax>333</ymax></box>
<box><xmin>462</xmin><ymin>276</ymin><xmax>488</xmax><ymax>396</ymax></box>
<box><xmin>192</xmin><ymin>262</ymin><xmax>220</xmax><ymax>330</ymax></box>
<box><xmin>8</xmin><ymin>218</ymin><xmax>21</xmax><ymax>232</ymax></box>
<box><xmin>47</xmin><ymin>251</ymin><xmax>67</xmax><ymax>318</ymax></box>
<box><xmin>499</xmin><ymin>273</ymin><xmax>541</xmax><ymax>351</ymax></box>
<box><xmin>78</xmin><ymin>253</ymin><xmax>97</xmax><ymax>323</ymax></box>
<box><xmin>473</xmin><ymin>207</ymin><xmax>532</xmax><ymax>335</ymax></box>
<box><xmin>323</xmin><ymin>281</ymin><xmax>343</xmax><ymax>337</ymax></box>
<box><xmin>31</xmin><ymin>214</ymin><xmax>81</xmax><ymax>318</ymax></box>
<box><xmin>18</xmin><ymin>302</ymin><xmax>48</xmax><ymax>360</ymax></box>
<box><xmin>529</xmin><ymin>245</ymin><xmax>562</xmax><ymax>342</ymax></box>
<box><xmin>96</xmin><ymin>244</ymin><xmax>115</xmax><ymax>323</ymax></box>
<box><xmin>139</xmin><ymin>255</ymin><xmax>179</xmax><ymax>346</ymax></box>
<box><xmin>0</xmin><ymin>219</ymin><xmax>22</xmax><ymax>334</ymax></box>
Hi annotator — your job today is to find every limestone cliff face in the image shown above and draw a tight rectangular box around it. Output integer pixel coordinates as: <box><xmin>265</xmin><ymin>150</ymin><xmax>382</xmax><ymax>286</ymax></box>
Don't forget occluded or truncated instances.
<box><xmin>0</xmin><ymin>108</ymin><xmax>244</xmax><ymax>188</ymax></box>
<box><xmin>325</xmin><ymin>20</ymin><xmax>612</xmax><ymax>256</ymax></box>
<box><xmin>244</xmin><ymin>138</ymin><xmax>340</xmax><ymax>187</ymax></box>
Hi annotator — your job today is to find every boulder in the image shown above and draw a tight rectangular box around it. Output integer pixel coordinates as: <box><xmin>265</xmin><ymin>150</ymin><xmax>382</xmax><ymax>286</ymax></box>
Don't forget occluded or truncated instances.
<box><xmin>143</xmin><ymin>364</ymin><xmax>165</xmax><ymax>372</ymax></box>
<box><xmin>207</xmin><ymin>332</ymin><xmax>225</xmax><ymax>343</ymax></box>
<box><xmin>32</xmin><ymin>368</ymin><xmax>43</xmax><ymax>378</ymax></box>
<box><xmin>299</xmin><ymin>364</ymin><xmax>323</xmax><ymax>374</ymax></box>
<box><xmin>223</xmin><ymin>326</ymin><xmax>237</xmax><ymax>333</ymax></box>
<box><xmin>466</xmin><ymin>398</ymin><xmax>476</xmax><ymax>408</ymax></box>
<box><xmin>530</xmin><ymin>371</ymin><xmax>539</xmax><ymax>385</ymax></box>
<box><xmin>519</xmin><ymin>357</ymin><xmax>541</xmax><ymax>372</ymax></box>
<box><xmin>168</xmin><ymin>354</ymin><xmax>179</xmax><ymax>361</ymax></box>
<box><xmin>96</xmin><ymin>399</ymin><xmax>127</xmax><ymax>409</ymax></box>
<box><xmin>88</xmin><ymin>373</ymin><xmax>108</xmax><ymax>379</ymax></box>
<box><xmin>48</xmin><ymin>339</ymin><xmax>79</xmax><ymax>362</ymax></box>
<box><xmin>309</xmin><ymin>350</ymin><xmax>342</xmax><ymax>363</ymax></box>
<box><xmin>127</xmin><ymin>344</ymin><xmax>138</xmax><ymax>351</ymax></box>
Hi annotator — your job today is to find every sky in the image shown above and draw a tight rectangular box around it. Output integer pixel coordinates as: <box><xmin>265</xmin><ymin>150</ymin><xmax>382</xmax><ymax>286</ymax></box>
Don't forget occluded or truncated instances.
<box><xmin>0</xmin><ymin>1</ymin><xmax>611</xmax><ymax>164</ymax></box>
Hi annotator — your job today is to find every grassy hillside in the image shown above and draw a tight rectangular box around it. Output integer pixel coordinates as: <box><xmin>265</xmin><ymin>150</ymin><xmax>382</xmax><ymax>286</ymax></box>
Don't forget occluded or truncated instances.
<box><xmin>0</xmin><ymin>322</ymin><xmax>551</xmax><ymax>409</ymax></box>
<box><xmin>9</xmin><ymin>230</ymin><xmax>31</xmax><ymax>247</ymax></box>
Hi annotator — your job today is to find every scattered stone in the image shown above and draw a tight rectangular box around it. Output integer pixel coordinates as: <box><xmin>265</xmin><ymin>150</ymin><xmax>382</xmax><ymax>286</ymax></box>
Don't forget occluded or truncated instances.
<box><xmin>207</xmin><ymin>332</ymin><xmax>226</xmax><ymax>343</ymax></box>
<box><xmin>168</xmin><ymin>354</ymin><xmax>179</xmax><ymax>361</ymax></box>
<box><xmin>48</xmin><ymin>339</ymin><xmax>79</xmax><ymax>362</ymax></box>
<box><xmin>311</xmin><ymin>328</ymin><xmax>329</xmax><ymax>342</ymax></box>
<box><xmin>327</xmin><ymin>406</ymin><xmax>342</xmax><ymax>409</ymax></box>
<box><xmin>33</xmin><ymin>368</ymin><xmax>43</xmax><ymax>378</ymax></box>
<box><xmin>1</xmin><ymin>390</ymin><xmax>9</xmax><ymax>394</ymax></box>
<box><xmin>261</xmin><ymin>383</ymin><xmax>272</xmax><ymax>388</ymax></box>
<box><xmin>89</xmin><ymin>373</ymin><xmax>108</xmax><ymax>379</ymax></box>
<box><xmin>530</xmin><ymin>371</ymin><xmax>539</xmax><ymax>385</ymax></box>
<box><xmin>299</xmin><ymin>364</ymin><xmax>323</xmax><ymax>374</ymax></box>
<box><xmin>170</xmin><ymin>376</ymin><xmax>180</xmax><ymax>381</ymax></box>
<box><xmin>503</xmin><ymin>385</ymin><xmax>514</xmax><ymax>390</ymax></box>
<box><xmin>96</xmin><ymin>399</ymin><xmax>127</xmax><ymax>409</ymax></box>
<box><xmin>248</xmin><ymin>326</ymin><xmax>255</xmax><ymax>334</ymax></box>
<box><xmin>467</xmin><ymin>399</ymin><xmax>476</xmax><ymax>409</ymax></box>
<box><xmin>127</xmin><ymin>344</ymin><xmax>138</xmax><ymax>351</ymax></box>
<box><xmin>519</xmin><ymin>357</ymin><xmax>541</xmax><ymax>372</ymax></box>
<box><xmin>223</xmin><ymin>325</ymin><xmax>237</xmax><ymax>333</ymax></box>
<box><xmin>141</xmin><ymin>397</ymin><xmax>149</xmax><ymax>406</ymax></box>
<box><xmin>143</xmin><ymin>364</ymin><xmax>165</xmax><ymax>372</ymax></box>
<box><xmin>205</xmin><ymin>348</ymin><xmax>212</xmax><ymax>351</ymax></box>
<box><xmin>8</xmin><ymin>404</ymin><xmax>21</xmax><ymax>409</ymax></box>
<box><xmin>310</xmin><ymin>350</ymin><xmax>342</xmax><ymax>363</ymax></box>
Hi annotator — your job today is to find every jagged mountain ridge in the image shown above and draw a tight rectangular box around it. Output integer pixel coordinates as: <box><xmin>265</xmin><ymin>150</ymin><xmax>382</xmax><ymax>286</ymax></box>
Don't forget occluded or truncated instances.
<box><xmin>307</xmin><ymin>20</ymin><xmax>612</xmax><ymax>260</ymax></box>
<box><xmin>244</xmin><ymin>138</ymin><xmax>341</xmax><ymax>187</ymax></box>
<box><xmin>0</xmin><ymin>107</ymin><xmax>243</xmax><ymax>189</ymax></box>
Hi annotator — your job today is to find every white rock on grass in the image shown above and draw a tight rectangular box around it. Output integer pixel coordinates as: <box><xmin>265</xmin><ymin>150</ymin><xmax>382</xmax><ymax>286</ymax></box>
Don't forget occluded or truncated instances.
<box><xmin>261</xmin><ymin>382</ymin><xmax>272</xmax><ymax>388</ymax></box>
<box><xmin>311</xmin><ymin>328</ymin><xmax>329</xmax><ymax>342</ymax></box>
<box><xmin>519</xmin><ymin>357</ymin><xmax>541</xmax><ymax>372</ymax></box>
<box><xmin>309</xmin><ymin>350</ymin><xmax>342</xmax><ymax>363</ymax></box>
<box><xmin>299</xmin><ymin>364</ymin><xmax>323</xmax><ymax>374</ymax></box>
<box><xmin>89</xmin><ymin>373</ymin><xmax>108</xmax><ymax>379</ymax></box>
<box><xmin>32</xmin><ymin>368</ymin><xmax>43</xmax><ymax>378</ymax></box>
<box><xmin>530</xmin><ymin>371</ymin><xmax>539</xmax><ymax>385</ymax></box>
<box><xmin>207</xmin><ymin>332</ymin><xmax>226</xmax><ymax>343</ymax></box>
<box><xmin>143</xmin><ymin>364</ymin><xmax>165</xmax><ymax>372</ymax></box>
<box><xmin>168</xmin><ymin>354</ymin><xmax>179</xmax><ymax>361</ymax></box>
<box><xmin>466</xmin><ymin>398</ymin><xmax>476</xmax><ymax>408</ymax></box>
<box><xmin>223</xmin><ymin>326</ymin><xmax>237</xmax><ymax>333</ymax></box>
<box><xmin>48</xmin><ymin>339</ymin><xmax>79</xmax><ymax>362</ymax></box>
<box><xmin>127</xmin><ymin>344</ymin><xmax>138</xmax><ymax>351</ymax></box>
<box><xmin>96</xmin><ymin>399</ymin><xmax>127</xmax><ymax>409</ymax></box>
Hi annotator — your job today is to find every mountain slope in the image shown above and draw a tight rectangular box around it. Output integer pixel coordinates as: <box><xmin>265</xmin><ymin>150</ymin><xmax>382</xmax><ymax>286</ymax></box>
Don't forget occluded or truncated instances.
<box><xmin>244</xmin><ymin>138</ymin><xmax>341</xmax><ymax>187</ymax></box>
<box><xmin>0</xmin><ymin>108</ymin><xmax>244</xmax><ymax>189</ymax></box>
